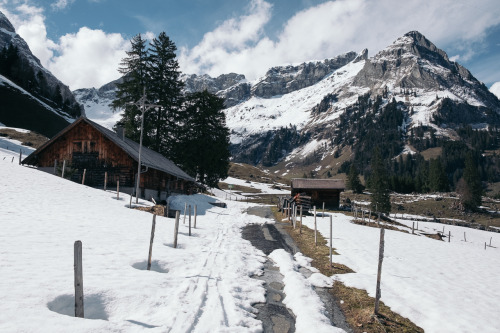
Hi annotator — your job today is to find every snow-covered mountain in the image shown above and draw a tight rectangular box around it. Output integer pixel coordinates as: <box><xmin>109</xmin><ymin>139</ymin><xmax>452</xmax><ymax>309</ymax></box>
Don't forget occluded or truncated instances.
<box><xmin>75</xmin><ymin>31</ymin><xmax>500</xmax><ymax>171</ymax></box>
<box><xmin>0</xmin><ymin>10</ymin><xmax>82</xmax><ymax>137</ymax></box>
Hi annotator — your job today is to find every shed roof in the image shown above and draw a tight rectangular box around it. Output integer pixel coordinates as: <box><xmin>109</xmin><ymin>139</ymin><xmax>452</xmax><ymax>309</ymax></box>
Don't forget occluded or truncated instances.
<box><xmin>291</xmin><ymin>178</ymin><xmax>345</xmax><ymax>190</ymax></box>
<box><xmin>22</xmin><ymin>117</ymin><xmax>195</xmax><ymax>182</ymax></box>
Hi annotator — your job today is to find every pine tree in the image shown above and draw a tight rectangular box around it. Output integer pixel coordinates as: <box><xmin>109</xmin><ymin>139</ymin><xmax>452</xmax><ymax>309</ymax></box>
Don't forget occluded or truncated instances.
<box><xmin>112</xmin><ymin>34</ymin><xmax>150</xmax><ymax>143</ymax></box>
<box><xmin>147</xmin><ymin>32</ymin><xmax>184</xmax><ymax>155</ymax></box>
<box><xmin>177</xmin><ymin>90</ymin><xmax>230</xmax><ymax>187</ymax></box>
<box><xmin>369</xmin><ymin>148</ymin><xmax>391</xmax><ymax>213</ymax></box>
<box><xmin>458</xmin><ymin>152</ymin><xmax>482</xmax><ymax>210</ymax></box>
<box><xmin>347</xmin><ymin>164</ymin><xmax>363</xmax><ymax>194</ymax></box>
<box><xmin>428</xmin><ymin>158</ymin><xmax>449</xmax><ymax>192</ymax></box>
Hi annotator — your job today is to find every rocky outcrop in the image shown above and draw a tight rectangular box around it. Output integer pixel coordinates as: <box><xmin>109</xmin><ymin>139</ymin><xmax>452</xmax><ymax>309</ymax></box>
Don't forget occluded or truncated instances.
<box><xmin>251</xmin><ymin>52</ymin><xmax>358</xmax><ymax>98</ymax></box>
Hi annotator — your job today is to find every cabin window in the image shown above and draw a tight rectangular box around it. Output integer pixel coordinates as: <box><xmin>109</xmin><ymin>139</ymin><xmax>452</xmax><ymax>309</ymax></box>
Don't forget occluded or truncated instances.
<box><xmin>73</xmin><ymin>141</ymin><xmax>82</xmax><ymax>153</ymax></box>
<box><xmin>89</xmin><ymin>141</ymin><xmax>97</xmax><ymax>152</ymax></box>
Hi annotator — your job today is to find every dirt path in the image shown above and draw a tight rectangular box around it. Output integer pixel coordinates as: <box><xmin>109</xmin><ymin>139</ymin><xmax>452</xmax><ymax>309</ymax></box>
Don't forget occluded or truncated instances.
<box><xmin>243</xmin><ymin>206</ymin><xmax>352</xmax><ymax>333</ymax></box>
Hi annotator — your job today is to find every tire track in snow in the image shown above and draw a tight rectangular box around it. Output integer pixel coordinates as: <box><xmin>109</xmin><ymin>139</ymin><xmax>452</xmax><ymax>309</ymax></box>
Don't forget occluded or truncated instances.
<box><xmin>167</xmin><ymin>213</ymin><xmax>230</xmax><ymax>332</ymax></box>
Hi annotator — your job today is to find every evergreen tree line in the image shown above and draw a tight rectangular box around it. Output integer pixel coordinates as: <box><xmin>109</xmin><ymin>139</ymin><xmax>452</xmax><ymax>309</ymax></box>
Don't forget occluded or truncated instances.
<box><xmin>336</xmin><ymin>94</ymin><xmax>500</xmax><ymax>200</ymax></box>
<box><xmin>111</xmin><ymin>33</ymin><xmax>230</xmax><ymax>187</ymax></box>
<box><xmin>0</xmin><ymin>44</ymin><xmax>80</xmax><ymax>117</ymax></box>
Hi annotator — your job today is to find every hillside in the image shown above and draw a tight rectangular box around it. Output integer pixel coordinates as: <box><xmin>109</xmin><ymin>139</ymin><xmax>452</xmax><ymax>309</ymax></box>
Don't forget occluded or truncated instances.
<box><xmin>0</xmin><ymin>11</ymin><xmax>81</xmax><ymax>136</ymax></box>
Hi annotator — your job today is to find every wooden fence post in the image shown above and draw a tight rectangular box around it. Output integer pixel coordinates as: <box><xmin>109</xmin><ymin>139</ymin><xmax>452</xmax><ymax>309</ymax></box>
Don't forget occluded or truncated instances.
<box><xmin>173</xmin><ymin>211</ymin><xmax>180</xmax><ymax>248</ymax></box>
<box><xmin>117</xmin><ymin>180</ymin><xmax>120</xmax><ymax>200</ymax></box>
<box><xmin>183</xmin><ymin>203</ymin><xmax>187</xmax><ymax>224</ymax></box>
<box><xmin>314</xmin><ymin>206</ymin><xmax>317</xmax><ymax>246</ymax></box>
<box><xmin>464</xmin><ymin>232</ymin><xmax>467</xmax><ymax>242</ymax></box>
<box><xmin>74</xmin><ymin>240</ymin><xmax>84</xmax><ymax>318</ymax></box>
<box><xmin>147</xmin><ymin>215</ymin><xmax>156</xmax><ymax>270</ymax></box>
<box><xmin>374</xmin><ymin>228</ymin><xmax>385</xmax><ymax>316</ymax></box>
<box><xmin>448</xmin><ymin>230</ymin><xmax>451</xmax><ymax>243</ymax></box>
<box><xmin>19</xmin><ymin>149</ymin><xmax>22</xmax><ymax>165</ymax></box>
<box><xmin>412</xmin><ymin>222</ymin><xmax>415</xmax><ymax>234</ymax></box>
<box><xmin>54</xmin><ymin>159</ymin><xmax>58</xmax><ymax>175</ymax></box>
<box><xmin>129</xmin><ymin>193</ymin><xmax>133</xmax><ymax>208</ymax></box>
<box><xmin>82</xmin><ymin>169</ymin><xmax>86</xmax><ymax>185</ymax></box>
<box><xmin>300</xmin><ymin>205</ymin><xmax>303</xmax><ymax>234</ymax></box>
<box><xmin>322</xmin><ymin>202</ymin><xmax>325</xmax><ymax>219</ymax></box>
<box><xmin>61</xmin><ymin>160</ymin><xmax>66</xmax><ymax>178</ymax></box>
<box><xmin>188</xmin><ymin>205</ymin><xmax>192</xmax><ymax>236</ymax></box>
<box><xmin>194</xmin><ymin>205</ymin><xmax>197</xmax><ymax>229</ymax></box>
<box><xmin>329</xmin><ymin>215</ymin><xmax>333</xmax><ymax>267</ymax></box>
<box><xmin>104</xmin><ymin>172</ymin><xmax>107</xmax><ymax>191</ymax></box>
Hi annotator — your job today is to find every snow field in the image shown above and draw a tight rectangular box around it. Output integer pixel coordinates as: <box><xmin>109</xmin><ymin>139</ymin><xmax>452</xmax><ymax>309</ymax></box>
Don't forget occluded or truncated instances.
<box><xmin>0</xmin><ymin>161</ymin><xmax>275</xmax><ymax>332</ymax></box>
<box><xmin>300</xmin><ymin>212</ymin><xmax>500</xmax><ymax>333</ymax></box>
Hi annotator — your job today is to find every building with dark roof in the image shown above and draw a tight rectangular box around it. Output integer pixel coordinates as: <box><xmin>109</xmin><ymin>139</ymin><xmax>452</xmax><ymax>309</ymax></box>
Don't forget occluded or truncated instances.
<box><xmin>22</xmin><ymin>117</ymin><xmax>196</xmax><ymax>201</ymax></box>
<box><xmin>291</xmin><ymin>178</ymin><xmax>345</xmax><ymax>208</ymax></box>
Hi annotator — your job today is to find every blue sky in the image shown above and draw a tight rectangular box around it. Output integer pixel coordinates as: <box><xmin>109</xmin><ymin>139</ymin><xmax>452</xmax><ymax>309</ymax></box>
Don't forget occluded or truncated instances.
<box><xmin>1</xmin><ymin>0</ymin><xmax>499</xmax><ymax>91</ymax></box>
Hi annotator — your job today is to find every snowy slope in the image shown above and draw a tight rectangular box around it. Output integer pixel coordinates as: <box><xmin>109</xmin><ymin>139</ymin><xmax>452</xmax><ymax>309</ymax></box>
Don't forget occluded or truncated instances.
<box><xmin>301</xmin><ymin>213</ymin><xmax>500</xmax><ymax>333</ymax></box>
<box><xmin>0</xmin><ymin>159</ymin><xmax>349</xmax><ymax>332</ymax></box>
<box><xmin>0</xmin><ymin>74</ymin><xmax>75</xmax><ymax>123</ymax></box>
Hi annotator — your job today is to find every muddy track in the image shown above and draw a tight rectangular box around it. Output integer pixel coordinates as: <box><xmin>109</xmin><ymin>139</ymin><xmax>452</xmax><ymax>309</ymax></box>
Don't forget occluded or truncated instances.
<box><xmin>243</xmin><ymin>206</ymin><xmax>352</xmax><ymax>333</ymax></box>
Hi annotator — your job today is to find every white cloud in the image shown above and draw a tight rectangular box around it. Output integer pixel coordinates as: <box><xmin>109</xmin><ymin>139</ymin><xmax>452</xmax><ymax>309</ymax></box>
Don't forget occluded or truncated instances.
<box><xmin>47</xmin><ymin>27</ymin><xmax>129</xmax><ymax>90</ymax></box>
<box><xmin>1</xmin><ymin>2</ymin><xmax>129</xmax><ymax>89</ymax></box>
<box><xmin>490</xmin><ymin>82</ymin><xmax>500</xmax><ymax>100</ymax></box>
<box><xmin>180</xmin><ymin>0</ymin><xmax>500</xmax><ymax>81</ymax></box>
<box><xmin>51</xmin><ymin>0</ymin><xmax>74</xmax><ymax>11</ymax></box>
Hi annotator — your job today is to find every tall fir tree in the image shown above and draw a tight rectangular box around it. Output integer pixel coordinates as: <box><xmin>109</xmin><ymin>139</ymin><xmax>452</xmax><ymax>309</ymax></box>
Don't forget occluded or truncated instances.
<box><xmin>177</xmin><ymin>90</ymin><xmax>230</xmax><ymax>187</ymax></box>
<box><xmin>347</xmin><ymin>164</ymin><xmax>363</xmax><ymax>194</ymax></box>
<box><xmin>458</xmin><ymin>152</ymin><xmax>482</xmax><ymax>210</ymax></box>
<box><xmin>112</xmin><ymin>34</ymin><xmax>150</xmax><ymax>143</ymax></box>
<box><xmin>428</xmin><ymin>158</ymin><xmax>449</xmax><ymax>192</ymax></box>
<box><xmin>369</xmin><ymin>148</ymin><xmax>391</xmax><ymax>214</ymax></box>
<box><xmin>147</xmin><ymin>32</ymin><xmax>184</xmax><ymax>156</ymax></box>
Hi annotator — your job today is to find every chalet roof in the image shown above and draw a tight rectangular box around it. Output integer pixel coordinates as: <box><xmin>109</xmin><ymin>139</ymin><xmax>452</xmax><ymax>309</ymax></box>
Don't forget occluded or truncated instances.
<box><xmin>291</xmin><ymin>178</ymin><xmax>345</xmax><ymax>190</ymax></box>
<box><xmin>22</xmin><ymin>117</ymin><xmax>195</xmax><ymax>182</ymax></box>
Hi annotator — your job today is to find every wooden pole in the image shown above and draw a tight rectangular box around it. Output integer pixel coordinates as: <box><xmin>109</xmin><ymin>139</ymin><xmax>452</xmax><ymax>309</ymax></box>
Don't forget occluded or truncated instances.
<box><xmin>194</xmin><ymin>205</ymin><xmax>197</xmax><ymax>228</ymax></box>
<box><xmin>74</xmin><ymin>240</ymin><xmax>84</xmax><ymax>318</ymax></box>
<box><xmin>464</xmin><ymin>232</ymin><xmax>466</xmax><ymax>242</ymax></box>
<box><xmin>117</xmin><ymin>180</ymin><xmax>120</xmax><ymax>200</ymax></box>
<box><xmin>61</xmin><ymin>160</ymin><xmax>66</xmax><ymax>178</ymax></box>
<box><xmin>314</xmin><ymin>206</ymin><xmax>317</xmax><ymax>246</ymax></box>
<box><xmin>490</xmin><ymin>237</ymin><xmax>492</xmax><ymax>247</ymax></box>
<box><xmin>173</xmin><ymin>211</ymin><xmax>180</xmax><ymax>248</ymax></box>
<box><xmin>412</xmin><ymin>222</ymin><xmax>415</xmax><ymax>234</ymax></box>
<box><xmin>448</xmin><ymin>230</ymin><xmax>451</xmax><ymax>243</ymax></box>
<box><xmin>485</xmin><ymin>242</ymin><xmax>487</xmax><ymax>250</ymax></box>
<box><xmin>129</xmin><ymin>193</ymin><xmax>133</xmax><ymax>208</ymax></box>
<box><xmin>300</xmin><ymin>205</ymin><xmax>303</xmax><ymax>234</ymax></box>
<box><xmin>322</xmin><ymin>202</ymin><xmax>325</xmax><ymax>219</ymax></box>
<box><xmin>82</xmin><ymin>169</ymin><xmax>86</xmax><ymax>185</ymax></box>
<box><xmin>329</xmin><ymin>215</ymin><xmax>333</xmax><ymax>267</ymax></box>
<box><xmin>188</xmin><ymin>205</ymin><xmax>192</xmax><ymax>236</ymax></box>
<box><xmin>104</xmin><ymin>172</ymin><xmax>107</xmax><ymax>191</ymax></box>
<box><xmin>54</xmin><ymin>159</ymin><xmax>57</xmax><ymax>175</ymax></box>
<box><xmin>369</xmin><ymin>209</ymin><xmax>371</xmax><ymax>223</ymax></box>
<box><xmin>374</xmin><ymin>228</ymin><xmax>385</xmax><ymax>315</ymax></box>
<box><xmin>183</xmin><ymin>203</ymin><xmax>187</xmax><ymax>224</ymax></box>
<box><xmin>147</xmin><ymin>215</ymin><xmax>156</xmax><ymax>270</ymax></box>
<box><xmin>19</xmin><ymin>149</ymin><xmax>22</xmax><ymax>165</ymax></box>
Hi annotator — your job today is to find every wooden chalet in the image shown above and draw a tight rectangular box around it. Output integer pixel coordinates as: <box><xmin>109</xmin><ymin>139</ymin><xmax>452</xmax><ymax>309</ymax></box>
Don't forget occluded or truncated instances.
<box><xmin>291</xmin><ymin>178</ymin><xmax>345</xmax><ymax>208</ymax></box>
<box><xmin>22</xmin><ymin>117</ymin><xmax>196</xmax><ymax>201</ymax></box>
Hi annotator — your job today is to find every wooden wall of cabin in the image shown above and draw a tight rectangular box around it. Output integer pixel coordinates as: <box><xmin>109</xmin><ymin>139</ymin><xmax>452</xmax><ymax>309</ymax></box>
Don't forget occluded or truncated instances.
<box><xmin>36</xmin><ymin>122</ymin><xmax>136</xmax><ymax>187</ymax></box>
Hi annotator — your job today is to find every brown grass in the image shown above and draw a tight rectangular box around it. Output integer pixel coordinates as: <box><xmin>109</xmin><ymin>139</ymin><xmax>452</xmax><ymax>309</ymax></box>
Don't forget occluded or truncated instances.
<box><xmin>0</xmin><ymin>128</ymin><xmax>48</xmax><ymax>149</ymax></box>
<box><xmin>271</xmin><ymin>207</ymin><xmax>424</xmax><ymax>333</ymax></box>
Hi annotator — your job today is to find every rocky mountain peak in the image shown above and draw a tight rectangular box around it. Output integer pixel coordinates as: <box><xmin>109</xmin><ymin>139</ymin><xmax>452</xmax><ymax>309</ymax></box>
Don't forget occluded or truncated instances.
<box><xmin>0</xmin><ymin>11</ymin><xmax>15</xmax><ymax>33</ymax></box>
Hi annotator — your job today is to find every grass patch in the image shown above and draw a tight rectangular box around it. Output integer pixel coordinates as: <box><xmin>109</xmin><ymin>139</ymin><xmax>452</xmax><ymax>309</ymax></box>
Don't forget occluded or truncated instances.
<box><xmin>271</xmin><ymin>207</ymin><xmax>424</xmax><ymax>333</ymax></box>
<box><xmin>0</xmin><ymin>128</ymin><xmax>48</xmax><ymax>149</ymax></box>
<box><xmin>219</xmin><ymin>181</ymin><xmax>263</xmax><ymax>194</ymax></box>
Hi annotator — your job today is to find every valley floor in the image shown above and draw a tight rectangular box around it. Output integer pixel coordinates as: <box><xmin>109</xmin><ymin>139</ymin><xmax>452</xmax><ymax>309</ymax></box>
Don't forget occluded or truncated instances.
<box><xmin>1</xmin><ymin>148</ymin><xmax>499</xmax><ymax>332</ymax></box>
